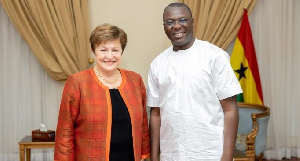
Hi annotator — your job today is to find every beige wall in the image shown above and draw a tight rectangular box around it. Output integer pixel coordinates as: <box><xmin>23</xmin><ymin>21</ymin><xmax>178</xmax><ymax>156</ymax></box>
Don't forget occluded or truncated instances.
<box><xmin>89</xmin><ymin>0</ymin><xmax>177</xmax><ymax>84</ymax></box>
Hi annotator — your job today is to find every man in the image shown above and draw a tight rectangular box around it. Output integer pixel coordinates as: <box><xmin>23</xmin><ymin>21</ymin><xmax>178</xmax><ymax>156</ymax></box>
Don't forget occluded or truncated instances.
<box><xmin>147</xmin><ymin>3</ymin><xmax>243</xmax><ymax>161</ymax></box>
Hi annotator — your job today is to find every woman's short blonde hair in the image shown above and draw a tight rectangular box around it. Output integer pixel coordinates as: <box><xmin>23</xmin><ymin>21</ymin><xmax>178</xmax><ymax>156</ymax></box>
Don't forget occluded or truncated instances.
<box><xmin>90</xmin><ymin>23</ymin><xmax>127</xmax><ymax>52</ymax></box>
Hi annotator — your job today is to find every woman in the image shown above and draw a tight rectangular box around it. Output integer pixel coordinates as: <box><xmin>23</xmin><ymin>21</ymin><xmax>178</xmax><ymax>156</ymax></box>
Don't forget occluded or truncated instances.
<box><xmin>54</xmin><ymin>24</ymin><xmax>150</xmax><ymax>161</ymax></box>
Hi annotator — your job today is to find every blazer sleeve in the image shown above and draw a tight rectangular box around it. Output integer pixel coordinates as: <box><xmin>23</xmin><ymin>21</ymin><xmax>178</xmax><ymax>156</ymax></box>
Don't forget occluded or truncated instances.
<box><xmin>54</xmin><ymin>75</ymin><xmax>80</xmax><ymax>161</ymax></box>
<box><xmin>140</xmin><ymin>77</ymin><xmax>151</xmax><ymax>159</ymax></box>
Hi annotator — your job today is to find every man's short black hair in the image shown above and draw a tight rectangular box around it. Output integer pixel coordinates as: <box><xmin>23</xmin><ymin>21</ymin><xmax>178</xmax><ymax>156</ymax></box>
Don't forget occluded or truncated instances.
<box><xmin>163</xmin><ymin>3</ymin><xmax>193</xmax><ymax>18</ymax></box>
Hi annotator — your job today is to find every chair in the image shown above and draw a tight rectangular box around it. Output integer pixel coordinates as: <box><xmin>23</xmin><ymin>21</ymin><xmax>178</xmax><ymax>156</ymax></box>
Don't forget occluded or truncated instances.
<box><xmin>235</xmin><ymin>102</ymin><xmax>270</xmax><ymax>161</ymax></box>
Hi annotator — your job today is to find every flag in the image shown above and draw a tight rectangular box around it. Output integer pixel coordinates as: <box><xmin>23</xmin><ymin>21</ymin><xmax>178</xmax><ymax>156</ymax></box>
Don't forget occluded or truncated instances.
<box><xmin>230</xmin><ymin>9</ymin><xmax>263</xmax><ymax>105</ymax></box>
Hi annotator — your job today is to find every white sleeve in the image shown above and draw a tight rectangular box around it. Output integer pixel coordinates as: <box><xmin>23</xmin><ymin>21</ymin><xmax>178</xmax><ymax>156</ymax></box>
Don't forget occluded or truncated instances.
<box><xmin>211</xmin><ymin>50</ymin><xmax>243</xmax><ymax>100</ymax></box>
<box><xmin>146</xmin><ymin>61</ymin><xmax>160</xmax><ymax>107</ymax></box>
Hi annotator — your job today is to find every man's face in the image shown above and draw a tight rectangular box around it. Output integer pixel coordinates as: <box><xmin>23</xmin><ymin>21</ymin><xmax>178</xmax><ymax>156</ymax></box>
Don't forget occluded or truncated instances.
<box><xmin>163</xmin><ymin>6</ymin><xmax>194</xmax><ymax>51</ymax></box>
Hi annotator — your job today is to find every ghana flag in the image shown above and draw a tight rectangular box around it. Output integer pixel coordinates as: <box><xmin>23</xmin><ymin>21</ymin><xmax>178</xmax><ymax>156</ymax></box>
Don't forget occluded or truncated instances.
<box><xmin>230</xmin><ymin>9</ymin><xmax>264</xmax><ymax>105</ymax></box>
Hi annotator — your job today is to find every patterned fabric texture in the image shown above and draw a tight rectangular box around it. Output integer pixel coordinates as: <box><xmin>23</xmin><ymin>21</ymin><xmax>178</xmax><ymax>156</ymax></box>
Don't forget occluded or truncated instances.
<box><xmin>54</xmin><ymin>68</ymin><xmax>150</xmax><ymax>161</ymax></box>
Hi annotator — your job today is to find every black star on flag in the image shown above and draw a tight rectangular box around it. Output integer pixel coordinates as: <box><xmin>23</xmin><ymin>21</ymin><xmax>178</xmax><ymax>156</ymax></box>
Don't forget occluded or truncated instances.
<box><xmin>234</xmin><ymin>63</ymin><xmax>248</xmax><ymax>80</ymax></box>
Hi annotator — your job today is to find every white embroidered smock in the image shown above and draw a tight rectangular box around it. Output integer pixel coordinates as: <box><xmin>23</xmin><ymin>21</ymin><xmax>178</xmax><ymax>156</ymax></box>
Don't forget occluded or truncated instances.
<box><xmin>147</xmin><ymin>39</ymin><xmax>243</xmax><ymax>161</ymax></box>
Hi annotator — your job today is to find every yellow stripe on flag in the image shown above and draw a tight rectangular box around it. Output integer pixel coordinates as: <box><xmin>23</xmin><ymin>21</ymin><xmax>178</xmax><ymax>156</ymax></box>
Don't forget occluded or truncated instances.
<box><xmin>231</xmin><ymin>38</ymin><xmax>263</xmax><ymax>105</ymax></box>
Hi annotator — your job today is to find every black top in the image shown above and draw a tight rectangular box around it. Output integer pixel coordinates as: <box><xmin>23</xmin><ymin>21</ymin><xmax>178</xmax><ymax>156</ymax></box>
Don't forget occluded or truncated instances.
<box><xmin>109</xmin><ymin>89</ymin><xmax>134</xmax><ymax>161</ymax></box>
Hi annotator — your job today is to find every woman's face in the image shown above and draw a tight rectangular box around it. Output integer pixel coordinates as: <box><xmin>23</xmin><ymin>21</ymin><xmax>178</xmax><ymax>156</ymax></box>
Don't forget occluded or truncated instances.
<box><xmin>93</xmin><ymin>39</ymin><xmax>123</xmax><ymax>74</ymax></box>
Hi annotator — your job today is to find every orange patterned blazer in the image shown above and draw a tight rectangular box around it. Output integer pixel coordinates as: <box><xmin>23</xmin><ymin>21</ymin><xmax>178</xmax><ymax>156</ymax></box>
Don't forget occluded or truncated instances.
<box><xmin>54</xmin><ymin>68</ymin><xmax>150</xmax><ymax>161</ymax></box>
